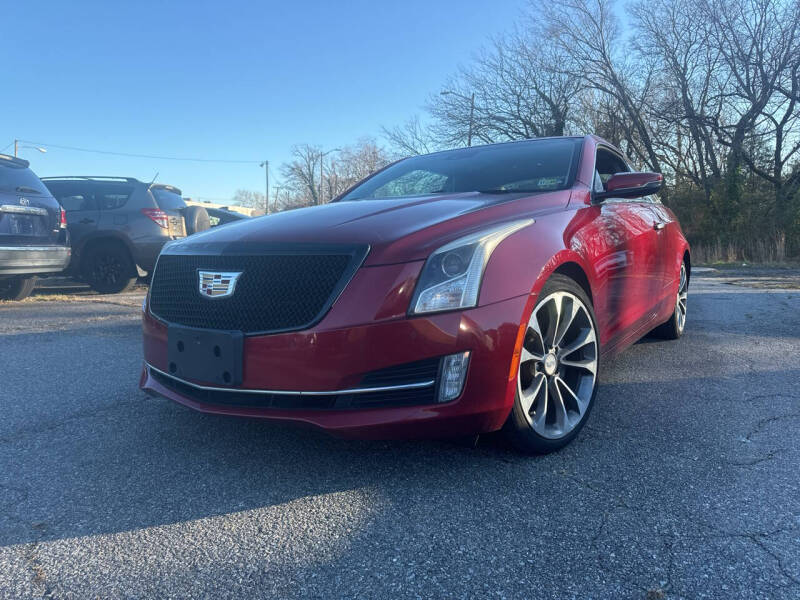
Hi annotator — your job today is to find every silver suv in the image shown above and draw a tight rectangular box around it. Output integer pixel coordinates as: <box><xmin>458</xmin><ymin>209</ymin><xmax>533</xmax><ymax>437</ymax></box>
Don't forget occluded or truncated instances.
<box><xmin>43</xmin><ymin>177</ymin><xmax>209</xmax><ymax>293</ymax></box>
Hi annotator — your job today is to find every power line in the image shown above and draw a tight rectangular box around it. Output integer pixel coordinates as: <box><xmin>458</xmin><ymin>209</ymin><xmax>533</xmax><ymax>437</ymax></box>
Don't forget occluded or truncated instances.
<box><xmin>15</xmin><ymin>139</ymin><xmax>261</xmax><ymax>164</ymax></box>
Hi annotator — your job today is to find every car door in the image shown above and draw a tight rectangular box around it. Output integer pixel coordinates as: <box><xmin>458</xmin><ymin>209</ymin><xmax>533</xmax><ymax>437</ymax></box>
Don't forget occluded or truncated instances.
<box><xmin>592</xmin><ymin>148</ymin><xmax>661</xmax><ymax>342</ymax></box>
<box><xmin>647</xmin><ymin>199</ymin><xmax>678</xmax><ymax>298</ymax></box>
<box><xmin>45</xmin><ymin>181</ymin><xmax>100</xmax><ymax>248</ymax></box>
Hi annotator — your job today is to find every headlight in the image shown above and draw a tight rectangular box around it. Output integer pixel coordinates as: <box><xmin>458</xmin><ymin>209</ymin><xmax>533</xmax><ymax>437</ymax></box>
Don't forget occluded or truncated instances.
<box><xmin>410</xmin><ymin>219</ymin><xmax>534</xmax><ymax>314</ymax></box>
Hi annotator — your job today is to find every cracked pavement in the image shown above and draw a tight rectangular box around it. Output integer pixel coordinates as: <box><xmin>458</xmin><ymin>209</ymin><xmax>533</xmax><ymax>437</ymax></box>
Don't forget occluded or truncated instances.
<box><xmin>0</xmin><ymin>273</ymin><xmax>798</xmax><ymax>599</ymax></box>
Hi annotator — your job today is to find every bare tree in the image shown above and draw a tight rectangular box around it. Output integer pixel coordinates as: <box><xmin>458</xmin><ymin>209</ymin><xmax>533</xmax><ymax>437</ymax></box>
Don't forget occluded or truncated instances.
<box><xmin>382</xmin><ymin>116</ymin><xmax>438</xmax><ymax>157</ymax></box>
<box><xmin>427</xmin><ymin>30</ymin><xmax>582</xmax><ymax>147</ymax></box>
<box><xmin>700</xmin><ymin>0</ymin><xmax>800</xmax><ymax>220</ymax></box>
<box><xmin>632</xmin><ymin>0</ymin><xmax>725</xmax><ymax>199</ymax></box>
<box><xmin>231</xmin><ymin>189</ymin><xmax>266</xmax><ymax>210</ymax></box>
<box><xmin>277</xmin><ymin>139</ymin><xmax>391</xmax><ymax>208</ymax></box>
<box><xmin>536</xmin><ymin>0</ymin><xmax>663</xmax><ymax>173</ymax></box>
<box><xmin>280</xmin><ymin>144</ymin><xmax>323</xmax><ymax>206</ymax></box>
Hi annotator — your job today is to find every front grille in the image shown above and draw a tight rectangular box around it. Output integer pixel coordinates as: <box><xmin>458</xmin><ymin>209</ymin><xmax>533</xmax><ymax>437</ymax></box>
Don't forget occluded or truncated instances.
<box><xmin>150</xmin><ymin>357</ymin><xmax>440</xmax><ymax>410</ymax></box>
<box><xmin>149</xmin><ymin>247</ymin><xmax>366</xmax><ymax>334</ymax></box>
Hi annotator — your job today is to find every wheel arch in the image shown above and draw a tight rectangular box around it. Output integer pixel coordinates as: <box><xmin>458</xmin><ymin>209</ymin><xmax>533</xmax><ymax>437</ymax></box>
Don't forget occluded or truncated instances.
<box><xmin>77</xmin><ymin>234</ymin><xmax>138</xmax><ymax>277</ymax></box>
<box><xmin>552</xmin><ymin>261</ymin><xmax>594</xmax><ymax>307</ymax></box>
<box><xmin>683</xmin><ymin>248</ymin><xmax>691</xmax><ymax>283</ymax></box>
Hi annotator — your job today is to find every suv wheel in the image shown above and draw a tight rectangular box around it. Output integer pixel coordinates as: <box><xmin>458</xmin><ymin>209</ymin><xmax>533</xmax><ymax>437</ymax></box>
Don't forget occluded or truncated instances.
<box><xmin>82</xmin><ymin>241</ymin><xmax>138</xmax><ymax>294</ymax></box>
<box><xmin>0</xmin><ymin>277</ymin><xmax>36</xmax><ymax>301</ymax></box>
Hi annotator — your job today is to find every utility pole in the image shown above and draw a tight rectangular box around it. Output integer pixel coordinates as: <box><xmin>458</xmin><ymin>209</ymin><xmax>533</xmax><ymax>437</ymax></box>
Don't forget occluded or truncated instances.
<box><xmin>273</xmin><ymin>185</ymin><xmax>284</xmax><ymax>211</ymax></box>
<box><xmin>12</xmin><ymin>140</ymin><xmax>46</xmax><ymax>158</ymax></box>
<box><xmin>260</xmin><ymin>161</ymin><xmax>269</xmax><ymax>214</ymax></box>
<box><xmin>440</xmin><ymin>90</ymin><xmax>476</xmax><ymax>147</ymax></box>
<box><xmin>467</xmin><ymin>92</ymin><xmax>475</xmax><ymax>147</ymax></box>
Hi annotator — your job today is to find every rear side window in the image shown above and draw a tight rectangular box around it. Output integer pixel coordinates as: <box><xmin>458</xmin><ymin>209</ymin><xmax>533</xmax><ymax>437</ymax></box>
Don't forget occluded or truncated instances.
<box><xmin>94</xmin><ymin>184</ymin><xmax>134</xmax><ymax>210</ymax></box>
<box><xmin>0</xmin><ymin>164</ymin><xmax>50</xmax><ymax>195</ymax></box>
<box><xmin>58</xmin><ymin>194</ymin><xmax>95</xmax><ymax>212</ymax></box>
<box><xmin>44</xmin><ymin>182</ymin><xmax>98</xmax><ymax>211</ymax></box>
<box><xmin>151</xmin><ymin>187</ymin><xmax>186</xmax><ymax>210</ymax></box>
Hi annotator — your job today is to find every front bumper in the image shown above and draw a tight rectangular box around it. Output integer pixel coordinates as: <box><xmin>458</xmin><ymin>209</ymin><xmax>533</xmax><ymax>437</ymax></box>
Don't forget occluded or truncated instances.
<box><xmin>0</xmin><ymin>245</ymin><xmax>71</xmax><ymax>276</ymax></box>
<box><xmin>140</xmin><ymin>290</ymin><xmax>529</xmax><ymax>439</ymax></box>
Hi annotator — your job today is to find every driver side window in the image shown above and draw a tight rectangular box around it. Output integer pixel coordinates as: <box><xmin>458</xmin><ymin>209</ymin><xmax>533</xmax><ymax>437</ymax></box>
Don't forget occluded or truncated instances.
<box><xmin>595</xmin><ymin>148</ymin><xmax>630</xmax><ymax>191</ymax></box>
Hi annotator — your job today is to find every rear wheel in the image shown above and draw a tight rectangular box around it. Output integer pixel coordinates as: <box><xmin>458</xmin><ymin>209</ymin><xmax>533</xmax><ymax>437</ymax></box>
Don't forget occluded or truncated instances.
<box><xmin>0</xmin><ymin>276</ymin><xmax>36</xmax><ymax>301</ymax></box>
<box><xmin>505</xmin><ymin>274</ymin><xmax>599</xmax><ymax>454</ymax></box>
<box><xmin>651</xmin><ymin>262</ymin><xmax>688</xmax><ymax>340</ymax></box>
<box><xmin>81</xmin><ymin>241</ymin><xmax>138</xmax><ymax>294</ymax></box>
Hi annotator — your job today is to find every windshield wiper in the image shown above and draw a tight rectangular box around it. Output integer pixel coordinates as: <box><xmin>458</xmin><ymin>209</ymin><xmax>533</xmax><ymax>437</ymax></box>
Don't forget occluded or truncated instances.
<box><xmin>15</xmin><ymin>186</ymin><xmax>42</xmax><ymax>194</ymax></box>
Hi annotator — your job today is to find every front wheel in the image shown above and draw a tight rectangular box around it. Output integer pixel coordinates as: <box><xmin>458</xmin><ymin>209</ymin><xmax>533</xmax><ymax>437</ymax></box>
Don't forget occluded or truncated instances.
<box><xmin>505</xmin><ymin>274</ymin><xmax>600</xmax><ymax>454</ymax></box>
<box><xmin>0</xmin><ymin>276</ymin><xmax>36</xmax><ymax>301</ymax></box>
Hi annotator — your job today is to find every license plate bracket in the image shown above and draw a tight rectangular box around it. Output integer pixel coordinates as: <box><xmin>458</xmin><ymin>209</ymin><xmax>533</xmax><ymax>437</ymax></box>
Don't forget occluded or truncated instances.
<box><xmin>167</xmin><ymin>325</ymin><xmax>243</xmax><ymax>386</ymax></box>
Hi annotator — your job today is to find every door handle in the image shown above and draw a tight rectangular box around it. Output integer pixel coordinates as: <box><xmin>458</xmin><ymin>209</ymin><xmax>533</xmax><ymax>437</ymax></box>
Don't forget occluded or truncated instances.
<box><xmin>79</xmin><ymin>218</ymin><xmax>94</xmax><ymax>224</ymax></box>
<box><xmin>654</xmin><ymin>221</ymin><xmax>667</xmax><ymax>231</ymax></box>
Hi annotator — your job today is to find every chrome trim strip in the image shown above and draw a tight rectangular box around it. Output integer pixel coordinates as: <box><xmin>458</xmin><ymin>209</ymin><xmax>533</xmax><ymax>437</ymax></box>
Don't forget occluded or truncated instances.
<box><xmin>146</xmin><ymin>362</ymin><xmax>435</xmax><ymax>396</ymax></box>
<box><xmin>0</xmin><ymin>246</ymin><xmax>69</xmax><ymax>252</ymax></box>
<box><xmin>0</xmin><ymin>204</ymin><xmax>49</xmax><ymax>216</ymax></box>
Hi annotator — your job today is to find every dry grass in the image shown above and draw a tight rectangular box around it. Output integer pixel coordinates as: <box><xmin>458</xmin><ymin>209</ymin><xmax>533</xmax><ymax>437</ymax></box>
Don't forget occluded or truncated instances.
<box><xmin>692</xmin><ymin>233</ymin><xmax>788</xmax><ymax>265</ymax></box>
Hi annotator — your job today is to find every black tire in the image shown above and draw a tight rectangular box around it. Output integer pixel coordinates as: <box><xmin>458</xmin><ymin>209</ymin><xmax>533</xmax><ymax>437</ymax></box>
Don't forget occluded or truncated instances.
<box><xmin>650</xmin><ymin>261</ymin><xmax>688</xmax><ymax>340</ymax></box>
<box><xmin>0</xmin><ymin>276</ymin><xmax>36</xmax><ymax>301</ymax></box>
<box><xmin>81</xmin><ymin>241</ymin><xmax>138</xmax><ymax>294</ymax></box>
<box><xmin>183</xmin><ymin>205</ymin><xmax>211</xmax><ymax>235</ymax></box>
<box><xmin>504</xmin><ymin>274</ymin><xmax>600</xmax><ymax>454</ymax></box>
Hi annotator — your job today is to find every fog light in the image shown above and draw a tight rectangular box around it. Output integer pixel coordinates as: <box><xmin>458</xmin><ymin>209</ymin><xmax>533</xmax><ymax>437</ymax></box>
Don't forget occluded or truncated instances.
<box><xmin>438</xmin><ymin>351</ymin><xmax>470</xmax><ymax>403</ymax></box>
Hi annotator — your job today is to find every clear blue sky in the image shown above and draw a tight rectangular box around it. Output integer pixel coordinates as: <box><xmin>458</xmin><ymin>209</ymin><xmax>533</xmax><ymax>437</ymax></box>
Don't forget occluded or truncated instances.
<box><xmin>3</xmin><ymin>0</ymin><xmax>525</xmax><ymax>202</ymax></box>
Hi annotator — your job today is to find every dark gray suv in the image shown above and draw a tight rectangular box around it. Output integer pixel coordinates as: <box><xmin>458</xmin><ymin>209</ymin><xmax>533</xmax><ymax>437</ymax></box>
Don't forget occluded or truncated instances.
<box><xmin>42</xmin><ymin>177</ymin><xmax>209</xmax><ymax>293</ymax></box>
<box><xmin>0</xmin><ymin>155</ymin><xmax>71</xmax><ymax>300</ymax></box>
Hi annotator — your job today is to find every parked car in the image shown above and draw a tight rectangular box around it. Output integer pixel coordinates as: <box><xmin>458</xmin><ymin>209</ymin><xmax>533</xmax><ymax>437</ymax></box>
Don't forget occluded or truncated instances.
<box><xmin>42</xmin><ymin>177</ymin><xmax>210</xmax><ymax>293</ymax></box>
<box><xmin>204</xmin><ymin>206</ymin><xmax>249</xmax><ymax>227</ymax></box>
<box><xmin>140</xmin><ymin>135</ymin><xmax>690</xmax><ymax>454</ymax></box>
<box><xmin>0</xmin><ymin>154</ymin><xmax>70</xmax><ymax>300</ymax></box>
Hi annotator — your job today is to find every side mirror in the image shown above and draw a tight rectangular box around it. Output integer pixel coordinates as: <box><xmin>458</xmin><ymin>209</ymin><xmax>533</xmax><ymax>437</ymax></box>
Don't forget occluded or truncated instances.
<box><xmin>595</xmin><ymin>172</ymin><xmax>664</xmax><ymax>201</ymax></box>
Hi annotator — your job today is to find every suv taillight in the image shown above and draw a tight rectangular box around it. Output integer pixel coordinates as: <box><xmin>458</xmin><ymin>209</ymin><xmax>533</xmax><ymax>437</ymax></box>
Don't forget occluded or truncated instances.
<box><xmin>141</xmin><ymin>208</ymin><xmax>169</xmax><ymax>229</ymax></box>
<box><xmin>59</xmin><ymin>207</ymin><xmax>67</xmax><ymax>228</ymax></box>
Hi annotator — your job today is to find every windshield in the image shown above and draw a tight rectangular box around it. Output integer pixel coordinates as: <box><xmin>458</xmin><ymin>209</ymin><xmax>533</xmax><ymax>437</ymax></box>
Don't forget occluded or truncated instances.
<box><xmin>0</xmin><ymin>164</ymin><xmax>50</xmax><ymax>195</ymax></box>
<box><xmin>152</xmin><ymin>187</ymin><xmax>186</xmax><ymax>210</ymax></box>
<box><xmin>339</xmin><ymin>138</ymin><xmax>582</xmax><ymax>201</ymax></box>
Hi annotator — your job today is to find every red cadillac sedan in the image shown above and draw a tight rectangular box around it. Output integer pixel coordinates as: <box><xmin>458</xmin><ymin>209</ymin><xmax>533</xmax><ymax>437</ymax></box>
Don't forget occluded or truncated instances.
<box><xmin>140</xmin><ymin>135</ymin><xmax>689</xmax><ymax>453</ymax></box>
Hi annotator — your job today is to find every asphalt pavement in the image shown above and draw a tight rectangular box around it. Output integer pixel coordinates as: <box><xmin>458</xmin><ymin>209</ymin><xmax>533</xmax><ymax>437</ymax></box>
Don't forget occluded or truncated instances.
<box><xmin>0</xmin><ymin>271</ymin><xmax>798</xmax><ymax>599</ymax></box>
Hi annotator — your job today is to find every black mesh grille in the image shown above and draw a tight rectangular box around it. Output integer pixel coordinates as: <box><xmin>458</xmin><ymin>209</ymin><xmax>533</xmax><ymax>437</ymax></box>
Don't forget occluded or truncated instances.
<box><xmin>149</xmin><ymin>251</ymin><xmax>360</xmax><ymax>333</ymax></box>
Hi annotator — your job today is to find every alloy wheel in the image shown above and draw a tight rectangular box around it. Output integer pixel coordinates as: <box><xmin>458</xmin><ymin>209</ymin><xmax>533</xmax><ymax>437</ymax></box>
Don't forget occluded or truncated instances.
<box><xmin>676</xmin><ymin>264</ymin><xmax>688</xmax><ymax>332</ymax></box>
<box><xmin>94</xmin><ymin>255</ymin><xmax>123</xmax><ymax>285</ymax></box>
<box><xmin>517</xmin><ymin>291</ymin><xmax>598</xmax><ymax>439</ymax></box>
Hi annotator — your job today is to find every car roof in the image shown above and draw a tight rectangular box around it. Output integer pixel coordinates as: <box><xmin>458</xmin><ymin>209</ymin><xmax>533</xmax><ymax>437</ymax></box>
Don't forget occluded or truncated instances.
<box><xmin>40</xmin><ymin>176</ymin><xmax>142</xmax><ymax>184</ymax></box>
<box><xmin>0</xmin><ymin>154</ymin><xmax>31</xmax><ymax>169</ymax></box>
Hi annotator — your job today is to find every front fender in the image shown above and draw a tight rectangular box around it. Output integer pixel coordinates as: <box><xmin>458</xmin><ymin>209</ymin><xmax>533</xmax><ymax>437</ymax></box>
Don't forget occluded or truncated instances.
<box><xmin>479</xmin><ymin>210</ymin><xmax>595</xmax><ymax>307</ymax></box>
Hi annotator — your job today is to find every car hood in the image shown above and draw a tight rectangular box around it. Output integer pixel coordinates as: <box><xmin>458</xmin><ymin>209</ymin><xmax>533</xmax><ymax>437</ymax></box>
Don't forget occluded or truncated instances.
<box><xmin>169</xmin><ymin>190</ymin><xmax>569</xmax><ymax>265</ymax></box>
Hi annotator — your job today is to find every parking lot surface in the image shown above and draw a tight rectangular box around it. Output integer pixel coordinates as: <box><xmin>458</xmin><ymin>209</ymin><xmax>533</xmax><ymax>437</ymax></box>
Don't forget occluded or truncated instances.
<box><xmin>1</xmin><ymin>272</ymin><xmax>798</xmax><ymax>599</ymax></box>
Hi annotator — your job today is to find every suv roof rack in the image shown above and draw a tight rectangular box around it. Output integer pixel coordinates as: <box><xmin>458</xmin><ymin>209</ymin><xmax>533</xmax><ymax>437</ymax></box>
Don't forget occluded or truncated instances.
<box><xmin>40</xmin><ymin>176</ymin><xmax>140</xmax><ymax>183</ymax></box>
<box><xmin>0</xmin><ymin>154</ymin><xmax>30</xmax><ymax>169</ymax></box>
